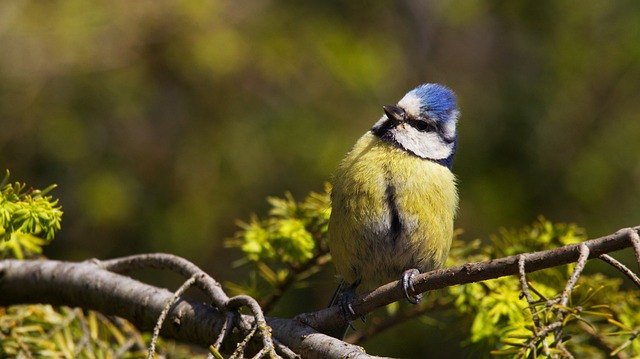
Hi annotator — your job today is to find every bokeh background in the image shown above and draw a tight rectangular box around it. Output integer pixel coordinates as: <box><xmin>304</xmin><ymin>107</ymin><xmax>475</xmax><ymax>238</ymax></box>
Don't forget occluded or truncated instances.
<box><xmin>2</xmin><ymin>1</ymin><xmax>640</xmax><ymax>356</ymax></box>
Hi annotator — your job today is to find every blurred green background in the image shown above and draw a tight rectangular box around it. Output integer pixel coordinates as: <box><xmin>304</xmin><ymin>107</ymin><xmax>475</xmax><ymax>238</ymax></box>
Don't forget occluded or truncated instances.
<box><xmin>2</xmin><ymin>0</ymin><xmax>640</xmax><ymax>356</ymax></box>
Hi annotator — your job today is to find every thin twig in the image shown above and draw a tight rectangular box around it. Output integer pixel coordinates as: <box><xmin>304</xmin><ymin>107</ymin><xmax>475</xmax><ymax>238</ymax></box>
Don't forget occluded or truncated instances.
<box><xmin>148</xmin><ymin>274</ymin><xmax>198</xmax><ymax>359</ymax></box>
<box><xmin>212</xmin><ymin>311</ymin><xmax>234</xmax><ymax>351</ymax></box>
<box><xmin>518</xmin><ymin>255</ymin><xmax>534</xmax><ymax>303</ymax></box>
<box><xmin>551</xmin><ymin>244</ymin><xmax>589</xmax><ymax>358</ymax></box>
<box><xmin>599</xmin><ymin>254</ymin><xmax>640</xmax><ymax>288</ymax></box>
<box><xmin>557</xmin><ymin>343</ymin><xmax>575</xmax><ymax>359</ymax></box>
<box><xmin>100</xmin><ymin>253</ymin><xmax>228</xmax><ymax>309</ymax></box>
<box><xmin>228</xmin><ymin>295</ymin><xmax>281</xmax><ymax>358</ymax></box>
<box><xmin>273</xmin><ymin>338</ymin><xmax>301</xmax><ymax>359</ymax></box>
<box><xmin>519</xmin><ymin>322</ymin><xmax>563</xmax><ymax>357</ymax></box>
<box><xmin>576</xmin><ymin>321</ymin><xmax>629</xmax><ymax>359</ymax></box>
<box><xmin>251</xmin><ymin>347</ymin><xmax>269</xmax><ymax>359</ymax></box>
<box><xmin>518</xmin><ymin>254</ymin><xmax>549</xmax><ymax>353</ymax></box>
<box><xmin>560</xmin><ymin>243</ymin><xmax>590</xmax><ymax>307</ymax></box>
<box><xmin>230</xmin><ymin>323</ymin><xmax>258</xmax><ymax>359</ymax></box>
<box><xmin>627</xmin><ymin>228</ymin><xmax>640</xmax><ymax>271</ymax></box>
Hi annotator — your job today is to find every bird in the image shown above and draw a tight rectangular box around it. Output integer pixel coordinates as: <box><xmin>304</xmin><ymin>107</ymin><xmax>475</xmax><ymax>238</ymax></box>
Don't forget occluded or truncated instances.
<box><xmin>327</xmin><ymin>83</ymin><xmax>460</xmax><ymax>337</ymax></box>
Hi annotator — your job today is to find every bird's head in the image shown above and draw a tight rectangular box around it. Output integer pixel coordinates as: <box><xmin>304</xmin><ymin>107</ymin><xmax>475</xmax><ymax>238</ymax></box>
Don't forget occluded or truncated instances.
<box><xmin>371</xmin><ymin>83</ymin><xmax>459</xmax><ymax>169</ymax></box>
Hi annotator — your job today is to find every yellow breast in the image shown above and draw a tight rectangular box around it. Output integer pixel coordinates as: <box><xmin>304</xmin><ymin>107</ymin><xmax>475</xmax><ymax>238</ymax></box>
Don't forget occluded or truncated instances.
<box><xmin>329</xmin><ymin>132</ymin><xmax>458</xmax><ymax>290</ymax></box>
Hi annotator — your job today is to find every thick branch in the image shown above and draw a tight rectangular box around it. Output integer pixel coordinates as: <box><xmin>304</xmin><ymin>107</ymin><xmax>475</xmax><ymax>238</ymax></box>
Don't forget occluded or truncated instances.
<box><xmin>100</xmin><ymin>253</ymin><xmax>229</xmax><ymax>308</ymax></box>
<box><xmin>0</xmin><ymin>259</ymin><xmax>387</xmax><ymax>359</ymax></box>
<box><xmin>0</xmin><ymin>259</ymin><xmax>227</xmax><ymax>346</ymax></box>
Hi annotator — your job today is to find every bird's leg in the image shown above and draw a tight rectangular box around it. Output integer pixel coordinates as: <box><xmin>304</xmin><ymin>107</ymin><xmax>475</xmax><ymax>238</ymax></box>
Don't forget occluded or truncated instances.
<box><xmin>338</xmin><ymin>285</ymin><xmax>359</xmax><ymax>330</ymax></box>
<box><xmin>401</xmin><ymin>268</ymin><xmax>422</xmax><ymax>304</ymax></box>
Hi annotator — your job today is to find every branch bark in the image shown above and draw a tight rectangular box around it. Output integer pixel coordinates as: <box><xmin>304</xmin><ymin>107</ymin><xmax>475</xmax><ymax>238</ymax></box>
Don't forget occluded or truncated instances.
<box><xmin>0</xmin><ymin>259</ymin><xmax>388</xmax><ymax>359</ymax></box>
<box><xmin>1</xmin><ymin>226</ymin><xmax>638</xmax><ymax>358</ymax></box>
<box><xmin>300</xmin><ymin>226</ymin><xmax>640</xmax><ymax>333</ymax></box>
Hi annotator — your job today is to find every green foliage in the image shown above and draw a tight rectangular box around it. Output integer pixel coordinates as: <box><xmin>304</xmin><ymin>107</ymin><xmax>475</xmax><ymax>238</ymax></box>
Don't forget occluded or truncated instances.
<box><xmin>231</xmin><ymin>185</ymin><xmax>330</xmax><ymax>265</ymax></box>
<box><xmin>486</xmin><ymin>218</ymin><xmax>585</xmax><ymax>257</ymax></box>
<box><xmin>0</xmin><ymin>171</ymin><xmax>196</xmax><ymax>358</ymax></box>
<box><xmin>0</xmin><ymin>171</ymin><xmax>63</xmax><ymax>259</ymax></box>
<box><xmin>225</xmin><ymin>184</ymin><xmax>331</xmax><ymax>306</ymax></box>
<box><xmin>238</xmin><ymin>217</ymin><xmax>315</xmax><ymax>264</ymax></box>
<box><xmin>0</xmin><ymin>305</ymin><xmax>196</xmax><ymax>359</ymax></box>
<box><xmin>446</xmin><ymin>218</ymin><xmax>640</xmax><ymax>358</ymax></box>
<box><xmin>0</xmin><ymin>305</ymin><xmax>148</xmax><ymax>358</ymax></box>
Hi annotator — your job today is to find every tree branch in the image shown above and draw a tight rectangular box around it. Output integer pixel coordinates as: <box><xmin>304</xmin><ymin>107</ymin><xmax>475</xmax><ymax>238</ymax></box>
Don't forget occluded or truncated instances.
<box><xmin>1</xmin><ymin>226</ymin><xmax>638</xmax><ymax>357</ymax></box>
<box><xmin>518</xmin><ymin>254</ymin><xmax>550</xmax><ymax>353</ymax></box>
<box><xmin>99</xmin><ymin>253</ymin><xmax>228</xmax><ymax>308</ymax></box>
<box><xmin>0</xmin><ymin>259</ymin><xmax>388</xmax><ymax>359</ymax></box>
<box><xmin>300</xmin><ymin>226</ymin><xmax>640</xmax><ymax>334</ymax></box>
<box><xmin>0</xmin><ymin>259</ymin><xmax>228</xmax><ymax>346</ymax></box>
<box><xmin>599</xmin><ymin>254</ymin><xmax>640</xmax><ymax>288</ymax></box>
<box><xmin>148</xmin><ymin>274</ymin><xmax>198</xmax><ymax>359</ymax></box>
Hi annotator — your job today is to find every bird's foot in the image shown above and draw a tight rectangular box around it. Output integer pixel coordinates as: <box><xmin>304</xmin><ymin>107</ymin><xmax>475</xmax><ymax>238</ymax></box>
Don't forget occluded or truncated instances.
<box><xmin>338</xmin><ymin>286</ymin><xmax>359</xmax><ymax>330</ymax></box>
<box><xmin>401</xmin><ymin>268</ymin><xmax>422</xmax><ymax>304</ymax></box>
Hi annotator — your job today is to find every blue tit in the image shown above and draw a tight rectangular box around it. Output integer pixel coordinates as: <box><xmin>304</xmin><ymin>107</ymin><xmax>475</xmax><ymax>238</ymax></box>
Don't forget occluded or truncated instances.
<box><xmin>327</xmin><ymin>83</ymin><xmax>459</xmax><ymax>334</ymax></box>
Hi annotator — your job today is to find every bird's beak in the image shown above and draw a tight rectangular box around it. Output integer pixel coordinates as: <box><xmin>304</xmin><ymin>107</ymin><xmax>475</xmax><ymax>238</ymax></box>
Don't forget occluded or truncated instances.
<box><xmin>383</xmin><ymin>105</ymin><xmax>405</xmax><ymax>125</ymax></box>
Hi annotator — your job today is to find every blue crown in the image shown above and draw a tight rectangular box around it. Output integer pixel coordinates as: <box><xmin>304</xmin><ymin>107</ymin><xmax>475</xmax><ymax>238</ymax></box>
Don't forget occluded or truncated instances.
<box><xmin>408</xmin><ymin>83</ymin><xmax>458</xmax><ymax>124</ymax></box>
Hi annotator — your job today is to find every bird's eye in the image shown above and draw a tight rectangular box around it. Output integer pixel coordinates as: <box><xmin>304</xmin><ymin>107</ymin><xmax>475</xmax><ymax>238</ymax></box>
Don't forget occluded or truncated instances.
<box><xmin>414</xmin><ymin>120</ymin><xmax>433</xmax><ymax>132</ymax></box>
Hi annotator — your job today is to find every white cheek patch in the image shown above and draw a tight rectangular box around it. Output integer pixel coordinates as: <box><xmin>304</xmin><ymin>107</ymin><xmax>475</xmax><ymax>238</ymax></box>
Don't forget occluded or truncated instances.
<box><xmin>392</xmin><ymin>125</ymin><xmax>453</xmax><ymax>160</ymax></box>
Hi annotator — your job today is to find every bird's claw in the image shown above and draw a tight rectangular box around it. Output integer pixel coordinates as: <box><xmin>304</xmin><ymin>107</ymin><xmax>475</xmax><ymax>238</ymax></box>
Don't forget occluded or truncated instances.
<box><xmin>337</xmin><ymin>288</ymin><xmax>358</xmax><ymax>330</ymax></box>
<box><xmin>347</xmin><ymin>303</ymin><xmax>356</xmax><ymax>316</ymax></box>
<box><xmin>402</xmin><ymin>268</ymin><xmax>423</xmax><ymax>304</ymax></box>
